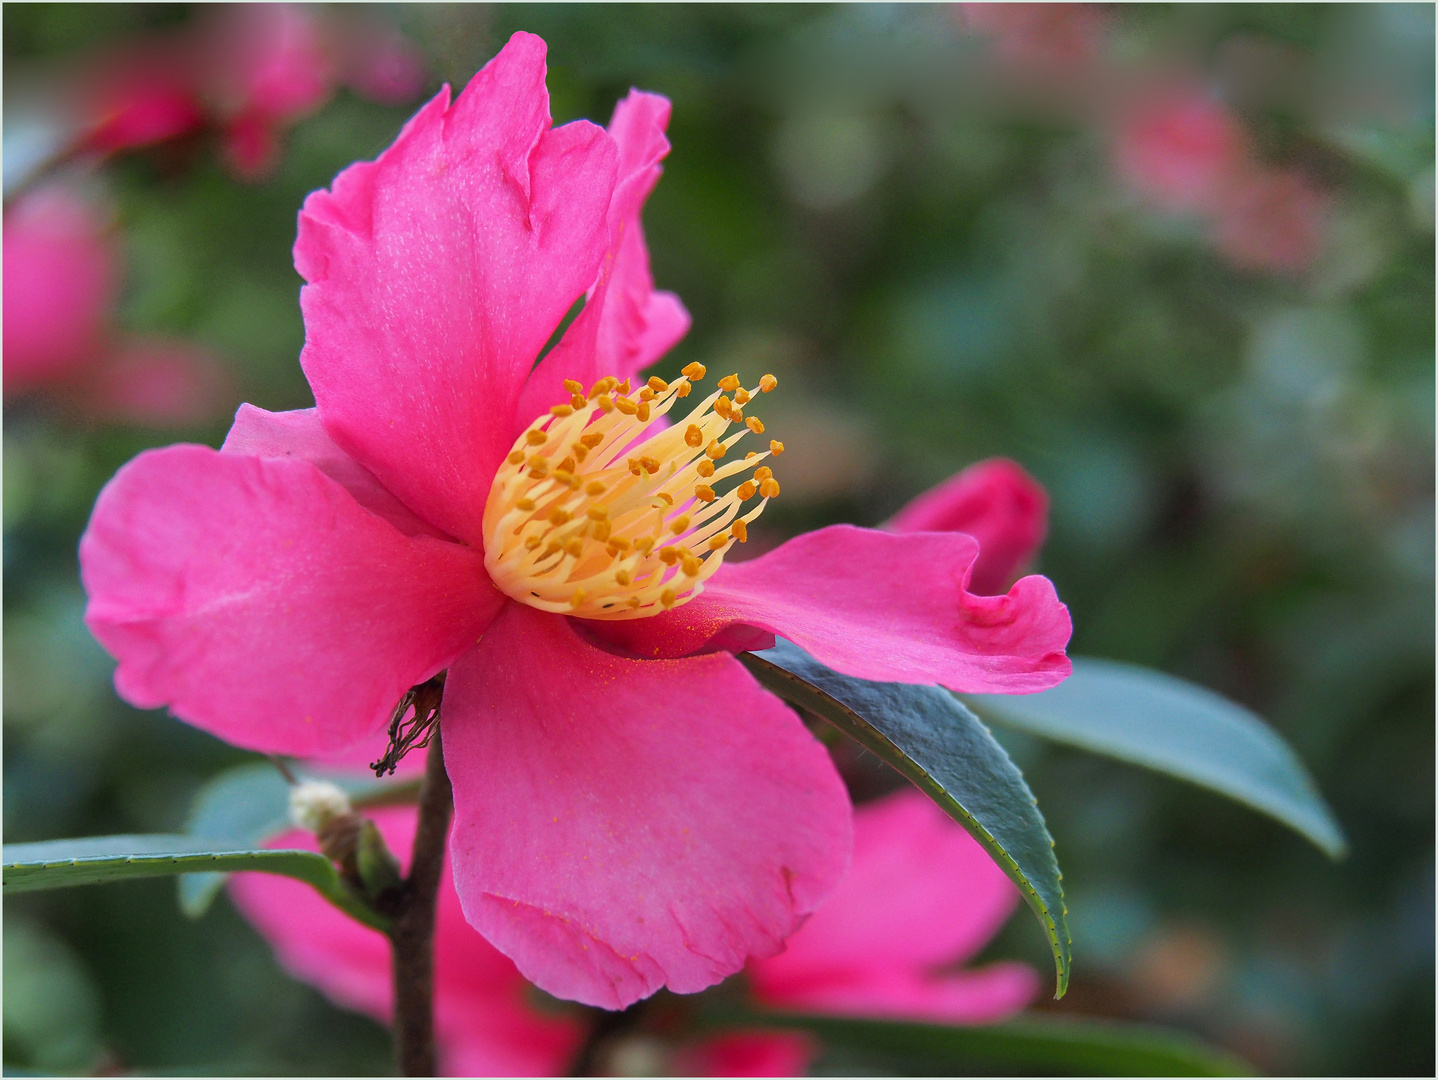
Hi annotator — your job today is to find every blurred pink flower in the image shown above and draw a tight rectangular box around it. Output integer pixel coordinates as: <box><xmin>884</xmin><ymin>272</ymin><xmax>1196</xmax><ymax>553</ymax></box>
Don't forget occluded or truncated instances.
<box><xmin>61</xmin><ymin>4</ymin><xmax>427</xmax><ymax>181</ymax></box>
<box><xmin>957</xmin><ymin>3</ymin><xmax>1107</xmax><ymax>71</ymax></box>
<box><xmin>1113</xmin><ymin>86</ymin><xmax>1326</xmax><ymax>273</ymax></box>
<box><xmin>81</xmin><ymin>33</ymin><xmax>1071</xmax><ymax>1012</ymax></box>
<box><xmin>1114</xmin><ymin>92</ymin><xmax>1249</xmax><ymax>215</ymax></box>
<box><xmin>3</xmin><ymin>186</ymin><xmax>115</xmax><ymax>391</ymax></box>
<box><xmin>3</xmin><ymin>185</ymin><xmax>230</xmax><ymax>425</ymax></box>
<box><xmin>232</xmin><ymin>791</ymin><xmax>1036</xmax><ymax>1076</ymax></box>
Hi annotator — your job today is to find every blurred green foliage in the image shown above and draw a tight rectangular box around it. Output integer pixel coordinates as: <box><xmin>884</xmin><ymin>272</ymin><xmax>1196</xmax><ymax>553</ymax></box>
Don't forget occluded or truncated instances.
<box><xmin>5</xmin><ymin>3</ymin><xmax>1432</xmax><ymax>1075</ymax></box>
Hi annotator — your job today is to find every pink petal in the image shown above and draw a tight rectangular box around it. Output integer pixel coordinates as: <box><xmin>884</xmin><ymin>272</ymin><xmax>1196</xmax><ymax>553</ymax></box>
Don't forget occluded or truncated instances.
<box><xmin>295</xmin><ymin>32</ymin><xmax>618</xmax><ymax>547</ymax></box>
<box><xmin>596</xmin><ymin>525</ymin><xmax>1072</xmax><ymax>694</ymax></box>
<box><xmin>221</xmin><ymin>404</ymin><xmax>448</xmax><ymax>539</ymax></box>
<box><xmin>1114</xmin><ymin>90</ymin><xmax>1248</xmax><ymax>214</ymax></box>
<box><xmin>749</xmin><ymin>789</ymin><xmax>1040</xmax><ymax>1025</ymax></box>
<box><xmin>230</xmin><ymin>807</ymin><xmax>583</xmax><ymax>1077</ymax></box>
<box><xmin>1212</xmin><ymin>167</ymin><xmax>1326</xmax><ymax>274</ymax></box>
<box><xmin>886</xmin><ymin>458</ymin><xmax>1049</xmax><ymax>595</ymax></box>
<box><xmin>677</xmin><ymin>1031</ymin><xmax>817</xmax><ymax>1077</ymax></box>
<box><xmin>2</xmin><ymin>186</ymin><xmax>115</xmax><ymax>392</ymax></box>
<box><xmin>517</xmin><ymin>89</ymin><xmax>690</xmax><ymax>424</ymax></box>
<box><xmin>441</xmin><ymin>602</ymin><xmax>853</xmax><ymax>1010</ymax></box>
<box><xmin>80</xmin><ymin>444</ymin><xmax>501</xmax><ymax>756</ymax></box>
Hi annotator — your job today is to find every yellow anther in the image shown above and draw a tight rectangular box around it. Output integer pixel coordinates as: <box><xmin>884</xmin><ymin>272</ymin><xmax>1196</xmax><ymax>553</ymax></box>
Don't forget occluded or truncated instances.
<box><xmin>769</xmin><ymin>440</ymin><xmax>785</xmax><ymax>454</ymax></box>
<box><xmin>714</xmin><ymin>396</ymin><xmax>733</xmax><ymax>419</ymax></box>
<box><xmin>696</xmin><ymin>459</ymin><xmax>715</xmax><ymax>478</ymax></box>
<box><xmin>681</xmin><ymin>554</ymin><xmax>703</xmax><ymax>576</ymax></box>
<box><xmin>553</xmin><ymin>469</ymin><xmax>578</xmax><ymax>488</ymax></box>
<box><xmin>586</xmin><ymin>506</ymin><xmax>608</xmax><ymax>521</ymax></box>
<box><xmin>627</xmin><ymin>597</ymin><xmax>642</xmax><ymax>609</ymax></box>
<box><xmin>675</xmin><ymin>382</ymin><xmax>692</xmax><ymax>398</ymax></box>
<box><xmin>730</xmin><ymin>406</ymin><xmax>744</xmax><ymax>422</ymax></box>
<box><xmin>639</xmin><ymin>387</ymin><xmax>655</xmax><ymax>402</ymax></box>
<box><xmin>549</xmin><ymin>508</ymin><xmax>572</xmax><ymax>526</ymax></box>
<box><xmin>745</xmin><ymin>451</ymin><xmax>757</xmax><ymax>459</ymax></box>
<box><xmin>661</xmin><ymin>588</ymin><xmax>677</xmax><ymax>608</ymax></box>
<box><xmin>718</xmin><ymin>374</ymin><xmax>741</xmax><ymax>392</ymax></box>
<box><xmin>615</xmin><ymin>397</ymin><xmax>639</xmax><ymax>415</ymax></box>
<box><xmin>528</xmin><ymin>456</ymin><xmax>549</xmax><ymax>477</ymax></box>
<box><xmin>550</xmin><ymin>404</ymin><xmax>574</xmax><ymax>417</ymax></box>
<box><xmin>746</xmin><ymin>416</ymin><xmax>765</xmax><ymax>434</ymax></box>
<box><xmin>564</xmin><ymin>379</ymin><xmax>585</xmax><ymax>395</ymax></box>
<box><xmin>559</xmin><ymin>456</ymin><xmax>577</xmax><ymax>474</ymax></box>
<box><xmin>592</xmin><ymin>521</ymin><xmax>612</xmax><ymax>542</ymax></box>
<box><xmin>760</xmin><ymin>478</ymin><xmax>780</xmax><ymax>498</ymax></box>
<box><xmin>634</xmin><ymin>537</ymin><xmax>655</xmax><ymax>556</ymax></box>
<box><xmin>670</xmin><ymin>515</ymin><xmax>690</xmax><ymax>534</ymax></box>
<box><xmin>542</xmin><ymin>540</ymin><xmax>562</xmax><ymax>558</ymax></box>
<box><xmin>655</xmin><ymin>492</ymin><xmax>674</xmax><ymax>506</ymax></box>
<box><xmin>564</xmin><ymin>538</ymin><xmax>584</xmax><ymax>557</ymax></box>
<box><xmin>732</xmin><ymin>519</ymin><xmax>748</xmax><ymax>543</ymax></box>
<box><xmin>508</xmin><ymin>450</ymin><xmax>526</xmax><ymax>465</ymax></box>
<box><xmin>658</xmin><ymin>546</ymin><xmax>680</xmax><ymax>566</ymax></box>
<box><xmin>682</xmin><ymin>362</ymin><xmax>707</xmax><ymax>381</ymax></box>
<box><xmin>736</xmin><ymin>481</ymin><xmax>757</xmax><ymax>500</ymax></box>
<box><xmin>754</xmin><ymin>466</ymin><xmax>773</xmax><ymax>482</ymax></box>
<box><xmin>637</xmin><ymin>402</ymin><xmax>651</xmax><ymax>422</ymax></box>
<box><xmin>685</xmin><ymin>424</ymin><xmax>704</xmax><ymax>447</ymax></box>
<box><xmin>640</xmin><ymin>456</ymin><xmax>661</xmax><ymax>475</ymax></box>
<box><xmin>648</xmin><ymin>376</ymin><xmax>669</xmax><ymax>393</ymax></box>
<box><xmin>585</xmin><ymin>480</ymin><xmax>607</xmax><ymax>497</ymax></box>
<box><xmin>524</xmin><ymin>535</ymin><xmax>542</xmax><ymax>550</ymax></box>
<box><xmin>516</xmin><ymin>498</ymin><xmax>536</xmax><ymax>512</ymax></box>
<box><xmin>617</xmin><ymin>379</ymin><xmax>632</xmax><ymax>395</ymax></box>
<box><xmin>570</xmin><ymin>588</ymin><xmax>586</xmax><ymax>608</ymax></box>
<box><xmin>615</xmin><ymin>569</ymin><xmax>632</xmax><ymax>587</ymax></box>
<box><xmin>759</xmin><ymin>374</ymin><xmax>778</xmax><ymax>393</ymax></box>
<box><xmin>589</xmin><ymin>377</ymin><xmax>617</xmax><ymax>398</ymax></box>
<box><xmin>571</xmin><ymin>444</ymin><xmax>589</xmax><ymax>463</ymax></box>
<box><xmin>708</xmin><ymin>533</ymin><xmax>729</xmax><ymax>551</ymax></box>
<box><xmin>580</xmin><ymin>433</ymin><xmax>605</xmax><ymax>449</ymax></box>
<box><xmin>706</xmin><ymin>440</ymin><xmax>726</xmax><ymax>460</ymax></box>
<box><xmin>596</xmin><ymin>394</ymin><xmax>615</xmax><ymax>412</ymax></box>
<box><xmin>570</xmin><ymin>393</ymin><xmax>587</xmax><ymax>409</ymax></box>
<box><xmin>526</xmin><ymin>430</ymin><xmax>548</xmax><ymax>446</ymax></box>
<box><xmin>694</xmin><ymin>484</ymin><xmax>716</xmax><ymax>502</ymax></box>
<box><xmin>734</xmin><ymin>387</ymin><xmax>751</xmax><ymax>405</ymax></box>
<box><xmin>628</xmin><ymin>458</ymin><xmax>643</xmax><ymax>476</ymax></box>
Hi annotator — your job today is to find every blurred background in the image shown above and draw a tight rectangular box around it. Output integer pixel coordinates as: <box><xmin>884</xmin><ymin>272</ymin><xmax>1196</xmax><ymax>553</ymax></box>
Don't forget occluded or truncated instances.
<box><xmin>3</xmin><ymin>4</ymin><xmax>1432</xmax><ymax>1075</ymax></box>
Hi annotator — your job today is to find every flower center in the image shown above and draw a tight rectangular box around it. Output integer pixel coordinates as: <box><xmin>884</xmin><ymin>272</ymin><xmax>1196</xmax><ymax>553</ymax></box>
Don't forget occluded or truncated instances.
<box><xmin>483</xmin><ymin>364</ymin><xmax>785</xmax><ymax>620</ymax></box>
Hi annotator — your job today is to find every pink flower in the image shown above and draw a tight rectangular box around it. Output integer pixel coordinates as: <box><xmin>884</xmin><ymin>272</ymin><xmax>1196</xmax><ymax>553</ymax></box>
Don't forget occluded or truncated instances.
<box><xmin>231</xmin><ymin>792</ymin><xmax>1037</xmax><ymax>1076</ymax></box>
<box><xmin>3</xmin><ymin>185</ymin><xmax>230</xmax><ymax>426</ymax></box>
<box><xmin>956</xmin><ymin>4</ymin><xmax>1108</xmax><ymax>72</ymax></box>
<box><xmin>1113</xmin><ymin>86</ymin><xmax>1327</xmax><ymax>274</ymax></box>
<box><xmin>1114</xmin><ymin>92</ymin><xmax>1250</xmax><ymax>215</ymax></box>
<box><xmin>2</xmin><ymin>186</ymin><xmax>116</xmax><ymax>392</ymax></box>
<box><xmin>80</xmin><ymin>33</ymin><xmax>1072</xmax><ymax>1010</ymax></box>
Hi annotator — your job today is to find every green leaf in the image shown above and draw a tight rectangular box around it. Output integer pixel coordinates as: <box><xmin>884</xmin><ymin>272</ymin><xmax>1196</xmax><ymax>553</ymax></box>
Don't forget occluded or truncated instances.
<box><xmin>177</xmin><ymin>761</ymin><xmax>422</xmax><ymax>917</ymax></box>
<box><xmin>3</xmin><ymin>834</ymin><xmax>390</xmax><ymax>932</ymax></box>
<box><xmin>739</xmin><ymin>640</ymin><xmax>1071</xmax><ymax>998</ymax></box>
<box><xmin>963</xmin><ymin>657</ymin><xmax>1347</xmax><ymax>859</ymax></box>
<box><xmin>748</xmin><ymin>1012</ymin><xmax>1252</xmax><ymax>1076</ymax></box>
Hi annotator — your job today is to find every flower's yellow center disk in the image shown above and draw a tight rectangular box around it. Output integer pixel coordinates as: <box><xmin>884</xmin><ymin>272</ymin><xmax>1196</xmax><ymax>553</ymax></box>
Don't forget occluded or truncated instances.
<box><xmin>483</xmin><ymin>364</ymin><xmax>785</xmax><ymax>620</ymax></box>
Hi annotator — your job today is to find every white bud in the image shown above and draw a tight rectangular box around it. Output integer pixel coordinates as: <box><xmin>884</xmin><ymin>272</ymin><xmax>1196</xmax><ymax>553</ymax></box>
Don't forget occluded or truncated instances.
<box><xmin>288</xmin><ymin>780</ymin><xmax>351</xmax><ymax>833</ymax></box>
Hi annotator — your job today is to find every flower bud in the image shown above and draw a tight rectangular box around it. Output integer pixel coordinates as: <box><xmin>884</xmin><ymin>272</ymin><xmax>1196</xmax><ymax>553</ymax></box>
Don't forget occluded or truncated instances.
<box><xmin>287</xmin><ymin>780</ymin><xmax>351</xmax><ymax>833</ymax></box>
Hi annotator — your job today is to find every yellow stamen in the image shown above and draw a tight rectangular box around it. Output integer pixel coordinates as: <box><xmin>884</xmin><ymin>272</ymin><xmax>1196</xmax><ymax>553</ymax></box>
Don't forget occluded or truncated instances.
<box><xmin>770</xmin><ymin>439</ymin><xmax>785</xmax><ymax>454</ymax></box>
<box><xmin>758</xmin><ymin>374</ymin><xmax>778</xmax><ymax>393</ymax></box>
<box><xmin>482</xmin><ymin>371</ymin><xmax>788</xmax><ymax>619</ymax></box>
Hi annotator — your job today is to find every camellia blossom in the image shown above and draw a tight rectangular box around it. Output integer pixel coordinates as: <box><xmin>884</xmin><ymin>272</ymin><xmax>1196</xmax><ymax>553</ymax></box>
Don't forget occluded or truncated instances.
<box><xmin>80</xmin><ymin>33</ymin><xmax>1072</xmax><ymax>1010</ymax></box>
<box><xmin>232</xmin><ymin>790</ymin><xmax>1038</xmax><ymax>1076</ymax></box>
<box><xmin>3</xmin><ymin>184</ymin><xmax>230</xmax><ymax>426</ymax></box>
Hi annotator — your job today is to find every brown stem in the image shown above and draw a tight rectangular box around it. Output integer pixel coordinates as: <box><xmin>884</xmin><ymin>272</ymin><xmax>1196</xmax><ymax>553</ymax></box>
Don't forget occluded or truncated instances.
<box><xmin>389</xmin><ymin>727</ymin><xmax>453</xmax><ymax>1076</ymax></box>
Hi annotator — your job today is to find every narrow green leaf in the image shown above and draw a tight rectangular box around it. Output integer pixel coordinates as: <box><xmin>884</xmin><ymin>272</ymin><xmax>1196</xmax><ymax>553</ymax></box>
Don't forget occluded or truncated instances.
<box><xmin>964</xmin><ymin>657</ymin><xmax>1347</xmax><ymax>859</ymax></box>
<box><xmin>3</xmin><ymin>835</ymin><xmax>389</xmax><ymax>932</ymax></box>
<box><xmin>740</xmin><ymin>639</ymin><xmax>1071</xmax><ymax>998</ymax></box>
<box><xmin>177</xmin><ymin>761</ymin><xmax>422</xmax><ymax>917</ymax></box>
<box><xmin>746</xmin><ymin>1011</ymin><xmax>1252</xmax><ymax>1076</ymax></box>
